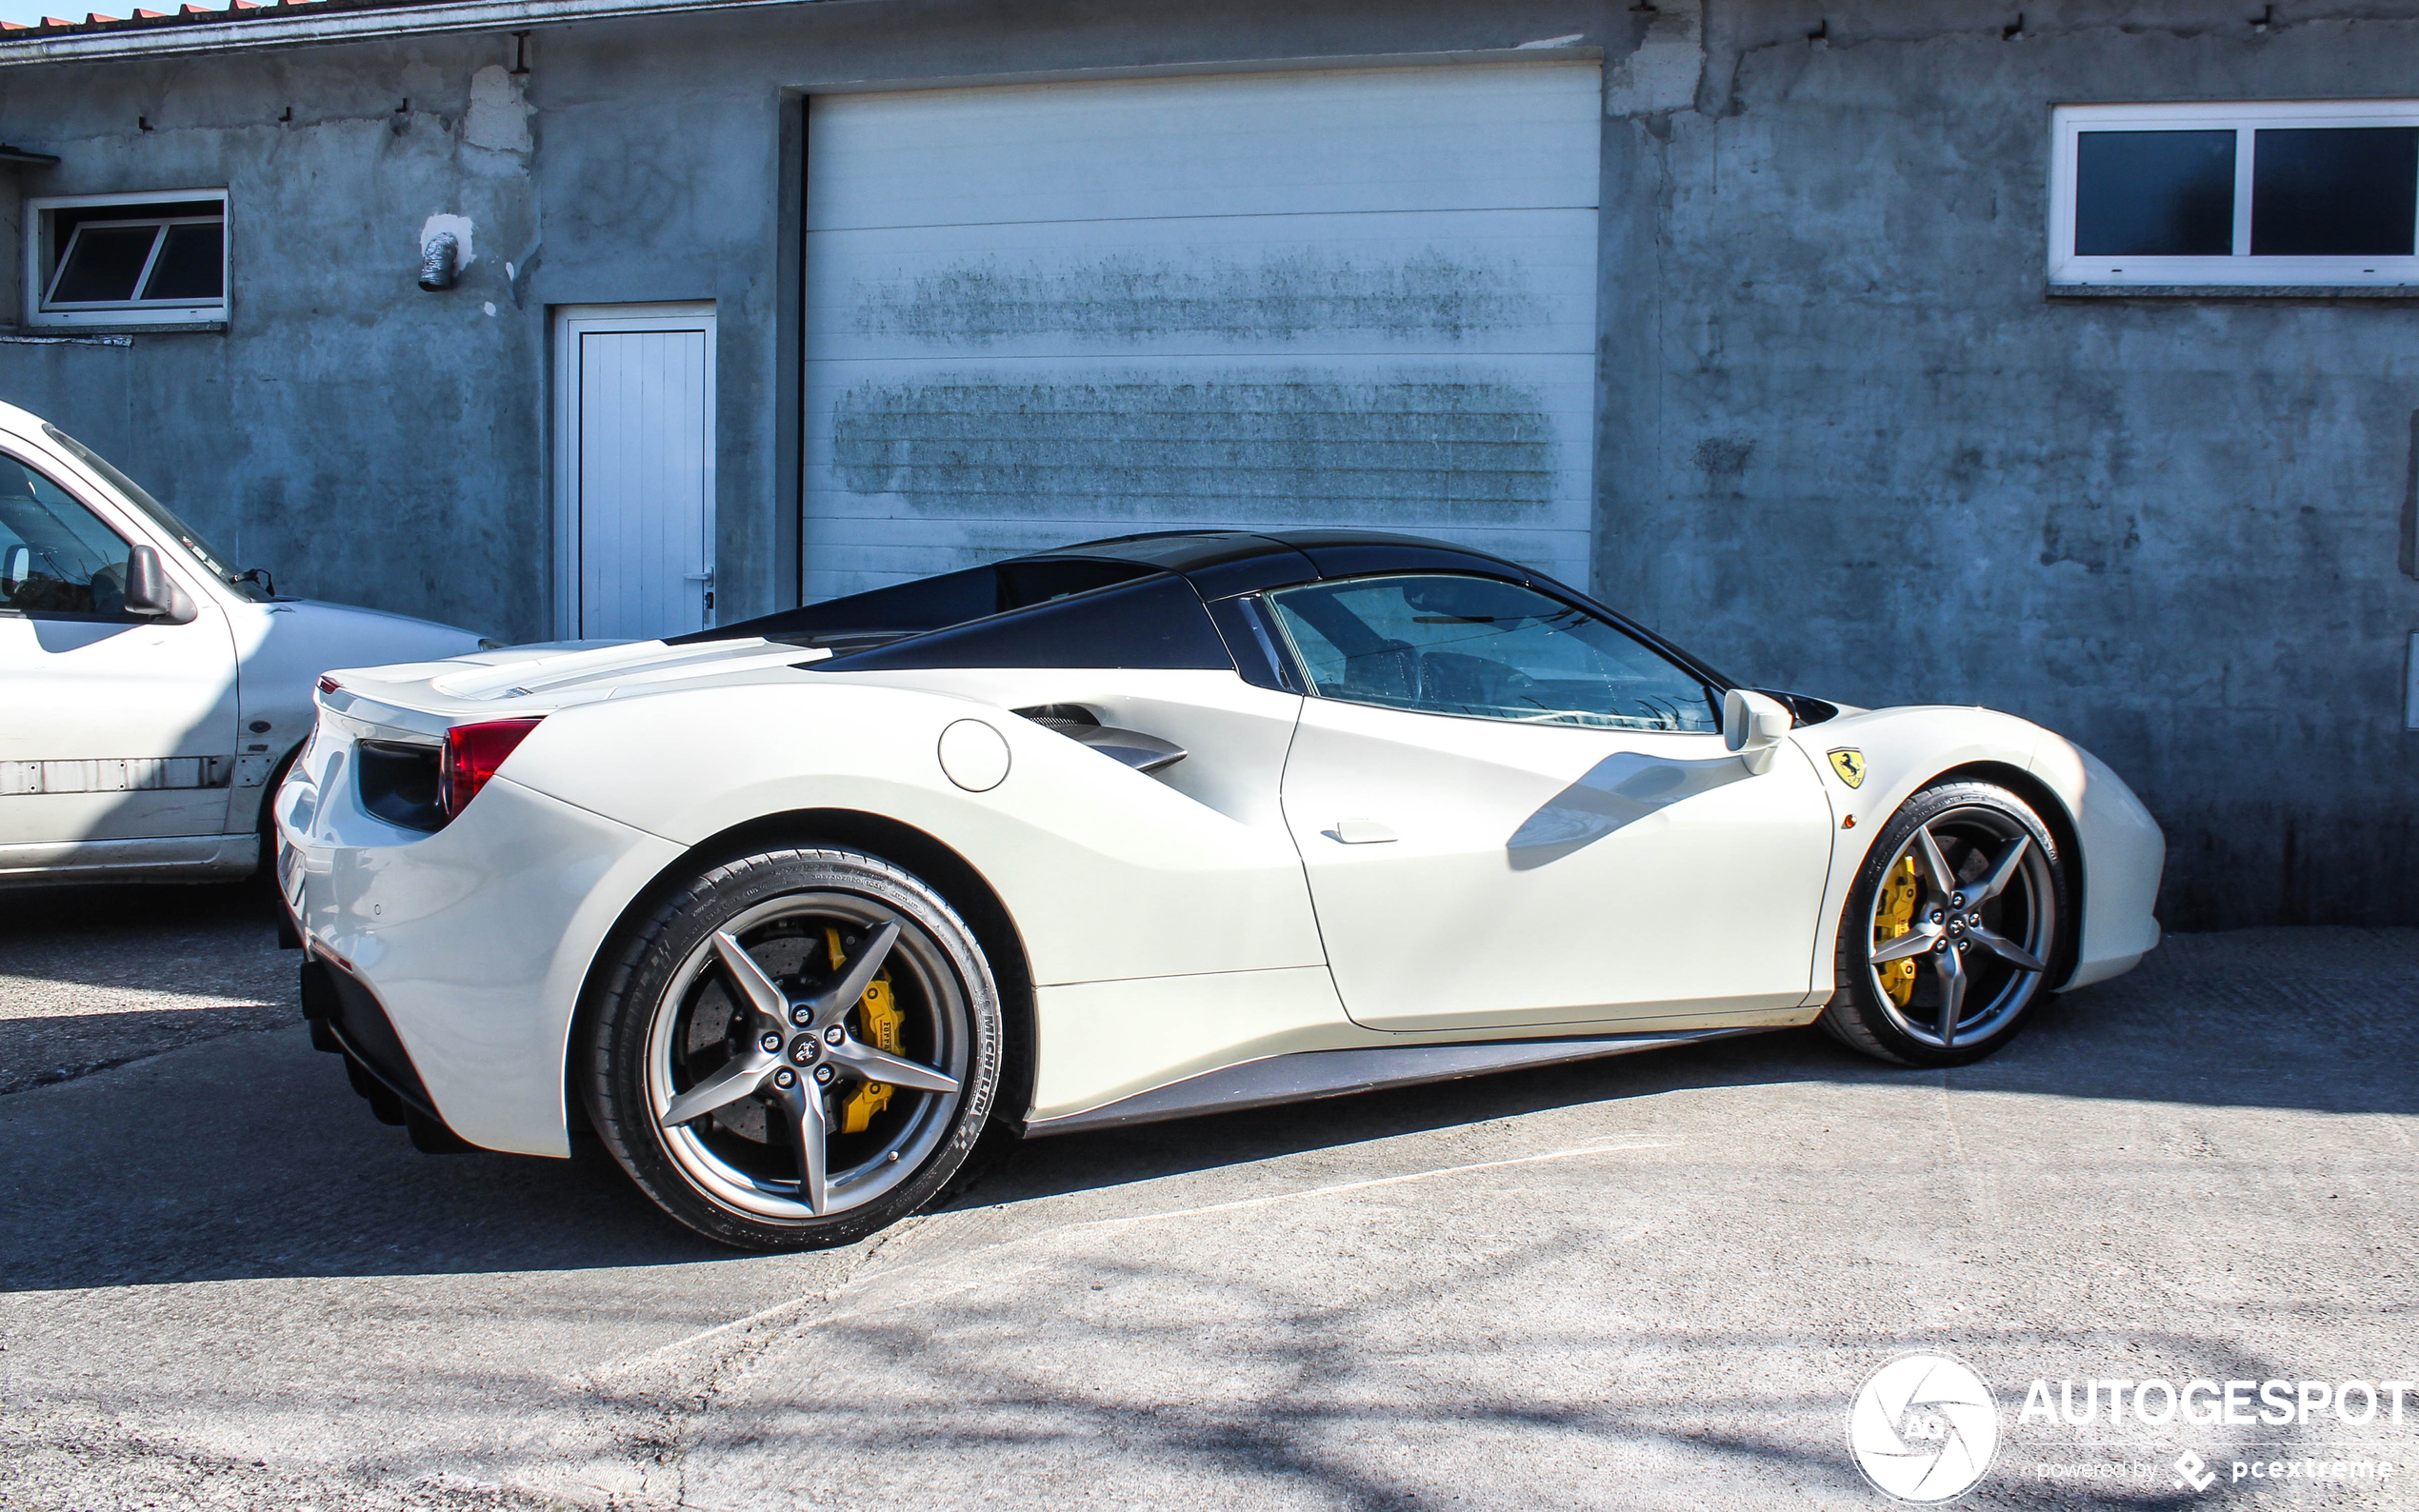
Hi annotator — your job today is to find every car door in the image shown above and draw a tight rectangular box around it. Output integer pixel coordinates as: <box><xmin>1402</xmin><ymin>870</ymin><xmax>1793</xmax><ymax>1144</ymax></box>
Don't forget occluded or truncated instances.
<box><xmin>1269</xmin><ymin>571</ymin><xmax>1834</xmax><ymax>1033</ymax></box>
<box><xmin>0</xmin><ymin>448</ymin><xmax>238</xmax><ymax>856</ymax></box>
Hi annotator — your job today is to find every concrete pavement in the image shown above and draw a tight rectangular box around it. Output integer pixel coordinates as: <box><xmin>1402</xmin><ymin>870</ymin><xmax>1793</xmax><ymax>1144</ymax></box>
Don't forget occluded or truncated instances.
<box><xmin>1</xmin><ymin>885</ymin><xmax>2412</xmax><ymax>1510</ymax></box>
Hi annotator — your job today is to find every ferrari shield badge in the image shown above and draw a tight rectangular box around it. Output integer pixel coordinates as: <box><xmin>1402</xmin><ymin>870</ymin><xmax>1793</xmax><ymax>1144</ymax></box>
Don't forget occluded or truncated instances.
<box><xmin>1827</xmin><ymin>748</ymin><xmax>1867</xmax><ymax>789</ymax></box>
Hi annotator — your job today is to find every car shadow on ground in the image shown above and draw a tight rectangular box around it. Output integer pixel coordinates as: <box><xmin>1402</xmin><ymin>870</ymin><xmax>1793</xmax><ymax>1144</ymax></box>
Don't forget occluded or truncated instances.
<box><xmin>2</xmin><ymin>881</ymin><xmax>2412</xmax><ymax>1293</ymax></box>
<box><xmin>973</xmin><ymin>923</ymin><xmax>2419</xmax><ymax>1212</ymax></box>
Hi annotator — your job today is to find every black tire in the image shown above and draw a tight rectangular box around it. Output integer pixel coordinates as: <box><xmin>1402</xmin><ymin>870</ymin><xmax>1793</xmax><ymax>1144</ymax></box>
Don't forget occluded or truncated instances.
<box><xmin>254</xmin><ymin>741</ymin><xmax>306</xmax><ymax>880</ymax></box>
<box><xmin>1819</xmin><ymin>780</ymin><xmax>2069</xmax><ymax>1068</ymax></box>
<box><xmin>583</xmin><ymin>846</ymin><xmax>1002</xmax><ymax>1251</ymax></box>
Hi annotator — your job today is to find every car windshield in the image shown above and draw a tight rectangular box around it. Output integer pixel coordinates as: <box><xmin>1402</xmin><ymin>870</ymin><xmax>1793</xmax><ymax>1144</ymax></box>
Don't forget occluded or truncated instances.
<box><xmin>41</xmin><ymin>422</ymin><xmax>266</xmax><ymax>602</ymax></box>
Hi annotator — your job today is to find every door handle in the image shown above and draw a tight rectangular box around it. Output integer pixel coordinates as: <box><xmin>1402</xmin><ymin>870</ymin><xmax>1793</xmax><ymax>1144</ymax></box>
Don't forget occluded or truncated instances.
<box><xmin>1330</xmin><ymin>818</ymin><xmax>1397</xmax><ymax>845</ymax></box>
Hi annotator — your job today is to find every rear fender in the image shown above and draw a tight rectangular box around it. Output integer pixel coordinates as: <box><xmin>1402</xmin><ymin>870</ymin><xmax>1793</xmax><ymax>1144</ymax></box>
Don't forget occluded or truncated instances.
<box><xmin>499</xmin><ymin>681</ymin><xmax>1327</xmax><ymax>989</ymax></box>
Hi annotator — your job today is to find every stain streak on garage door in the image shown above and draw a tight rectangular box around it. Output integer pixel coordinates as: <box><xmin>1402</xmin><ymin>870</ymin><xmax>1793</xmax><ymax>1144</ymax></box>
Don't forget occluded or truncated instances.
<box><xmin>803</xmin><ymin>62</ymin><xmax>1602</xmax><ymax>601</ymax></box>
<box><xmin>832</xmin><ymin>377</ymin><xmax>1557</xmax><ymax>523</ymax></box>
<box><xmin>853</xmin><ymin>249</ymin><xmax>1546</xmax><ymax>346</ymax></box>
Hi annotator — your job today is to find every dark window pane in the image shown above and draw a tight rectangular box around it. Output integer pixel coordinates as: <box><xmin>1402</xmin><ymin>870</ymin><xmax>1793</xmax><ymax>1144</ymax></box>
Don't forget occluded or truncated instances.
<box><xmin>2075</xmin><ymin>130</ymin><xmax>2236</xmax><ymax>256</ymax></box>
<box><xmin>2250</xmin><ymin>127</ymin><xmax>2419</xmax><ymax>256</ymax></box>
<box><xmin>813</xmin><ymin>573</ymin><xmax>1232</xmax><ymax>672</ymax></box>
<box><xmin>675</xmin><ymin>555</ymin><xmax>1158</xmax><ymax>647</ymax></box>
<box><xmin>0</xmin><ymin>457</ymin><xmax>131</xmax><ymax>616</ymax></box>
<box><xmin>50</xmin><ymin>224</ymin><xmax>160</xmax><ymax>303</ymax></box>
<box><xmin>139</xmin><ymin>221</ymin><xmax>223</xmax><ymax>301</ymax></box>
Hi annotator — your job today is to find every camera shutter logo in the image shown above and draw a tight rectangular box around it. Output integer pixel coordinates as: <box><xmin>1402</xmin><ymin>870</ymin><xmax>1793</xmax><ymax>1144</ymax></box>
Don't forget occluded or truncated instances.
<box><xmin>1847</xmin><ymin>1353</ymin><xmax>2000</xmax><ymax>1502</ymax></box>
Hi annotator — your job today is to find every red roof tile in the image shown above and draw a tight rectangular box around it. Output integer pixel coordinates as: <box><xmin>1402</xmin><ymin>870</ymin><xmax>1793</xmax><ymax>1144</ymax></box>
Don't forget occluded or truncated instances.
<box><xmin>2</xmin><ymin>0</ymin><xmax>448</xmax><ymax>42</ymax></box>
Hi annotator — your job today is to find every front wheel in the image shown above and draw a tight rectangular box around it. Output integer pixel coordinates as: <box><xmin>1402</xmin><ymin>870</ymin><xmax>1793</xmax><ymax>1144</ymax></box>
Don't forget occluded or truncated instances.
<box><xmin>1819</xmin><ymin>781</ymin><xmax>2069</xmax><ymax>1067</ymax></box>
<box><xmin>583</xmin><ymin>846</ymin><xmax>1002</xmax><ymax>1250</ymax></box>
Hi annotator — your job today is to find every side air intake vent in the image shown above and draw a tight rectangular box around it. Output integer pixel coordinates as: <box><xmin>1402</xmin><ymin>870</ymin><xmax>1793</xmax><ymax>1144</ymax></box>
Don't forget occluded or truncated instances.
<box><xmin>1014</xmin><ymin>704</ymin><xmax>1188</xmax><ymax>775</ymax></box>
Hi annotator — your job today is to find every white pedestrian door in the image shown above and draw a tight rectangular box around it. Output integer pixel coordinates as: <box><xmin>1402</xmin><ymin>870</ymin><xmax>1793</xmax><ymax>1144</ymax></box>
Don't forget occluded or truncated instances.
<box><xmin>554</xmin><ymin>304</ymin><xmax>716</xmax><ymax>640</ymax></box>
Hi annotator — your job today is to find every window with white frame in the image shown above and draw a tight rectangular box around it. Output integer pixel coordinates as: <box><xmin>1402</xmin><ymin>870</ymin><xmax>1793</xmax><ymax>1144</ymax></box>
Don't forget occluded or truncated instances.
<box><xmin>2049</xmin><ymin>102</ymin><xmax>2419</xmax><ymax>287</ymax></box>
<box><xmin>25</xmin><ymin>189</ymin><xmax>228</xmax><ymax>327</ymax></box>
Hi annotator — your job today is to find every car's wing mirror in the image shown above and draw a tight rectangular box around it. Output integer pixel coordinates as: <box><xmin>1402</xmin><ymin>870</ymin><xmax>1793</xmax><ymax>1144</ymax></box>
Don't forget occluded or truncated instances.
<box><xmin>1723</xmin><ymin>687</ymin><xmax>1792</xmax><ymax>774</ymax></box>
<box><xmin>1</xmin><ymin>543</ymin><xmax>28</xmax><ymax>598</ymax></box>
<box><xmin>124</xmin><ymin>544</ymin><xmax>197</xmax><ymax>625</ymax></box>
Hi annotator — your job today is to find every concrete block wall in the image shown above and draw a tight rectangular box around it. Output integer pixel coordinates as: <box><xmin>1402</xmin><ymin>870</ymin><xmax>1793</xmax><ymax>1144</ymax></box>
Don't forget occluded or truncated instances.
<box><xmin>0</xmin><ymin>40</ymin><xmax>547</xmax><ymax>637</ymax></box>
<box><xmin>1594</xmin><ymin>1</ymin><xmax>2419</xmax><ymax>928</ymax></box>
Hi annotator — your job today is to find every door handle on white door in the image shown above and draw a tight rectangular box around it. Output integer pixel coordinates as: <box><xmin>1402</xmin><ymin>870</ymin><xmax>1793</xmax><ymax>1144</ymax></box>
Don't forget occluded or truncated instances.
<box><xmin>1330</xmin><ymin>818</ymin><xmax>1397</xmax><ymax>845</ymax></box>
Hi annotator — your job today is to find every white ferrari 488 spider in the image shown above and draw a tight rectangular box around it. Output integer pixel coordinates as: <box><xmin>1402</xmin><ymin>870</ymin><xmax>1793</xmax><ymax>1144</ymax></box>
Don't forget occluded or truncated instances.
<box><xmin>276</xmin><ymin>530</ymin><xmax>2163</xmax><ymax>1249</ymax></box>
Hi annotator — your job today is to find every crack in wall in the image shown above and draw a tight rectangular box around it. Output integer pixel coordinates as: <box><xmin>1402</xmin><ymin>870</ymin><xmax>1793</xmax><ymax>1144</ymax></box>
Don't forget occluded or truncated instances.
<box><xmin>1707</xmin><ymin>5</ymin><xmax>2419</xmax><ymax>119</ymax></box>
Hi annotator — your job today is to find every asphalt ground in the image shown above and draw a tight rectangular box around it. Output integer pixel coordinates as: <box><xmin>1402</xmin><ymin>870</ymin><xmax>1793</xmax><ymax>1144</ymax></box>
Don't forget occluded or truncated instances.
<box><xmin>0</xmin><ymin>883</ymin><xmax>2412</xmax><ymax>1511</ymax></box>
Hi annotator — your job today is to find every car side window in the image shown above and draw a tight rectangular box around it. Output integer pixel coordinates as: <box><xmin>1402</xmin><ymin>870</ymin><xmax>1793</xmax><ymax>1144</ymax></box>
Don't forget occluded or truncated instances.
<box><xmin>0</xmin><ymin>456</ymin><xmax>131</xmax><ymax>617</ymax></box>
<box><xmin>1264</xmin><ymin>572</ymin><xmax>1720</xmax><ymax>733</ymax></box>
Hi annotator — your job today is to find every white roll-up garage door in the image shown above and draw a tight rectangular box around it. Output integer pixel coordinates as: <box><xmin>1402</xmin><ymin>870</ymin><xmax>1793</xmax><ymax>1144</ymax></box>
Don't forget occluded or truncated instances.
<box><xmin>802</xmin><ymin>61</ymin><xmax>1601</xmax><ymax>602</ymax></box>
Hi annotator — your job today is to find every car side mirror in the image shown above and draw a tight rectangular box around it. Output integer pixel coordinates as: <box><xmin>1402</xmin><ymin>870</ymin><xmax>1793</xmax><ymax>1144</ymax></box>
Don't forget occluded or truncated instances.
<box><xmin>1723</xmin><ymin>687</ymin><xmax>1792</xmax><ymax>774</ymax></box>
<box><xmin>1</xmin><ymin>543</ymin><xmax>27</xmax><ymax>597</ymax></box>
<box><xmin>124</xmin><ymin>544</ymin><xmax>197</xmax><ymax>625</ymax></box>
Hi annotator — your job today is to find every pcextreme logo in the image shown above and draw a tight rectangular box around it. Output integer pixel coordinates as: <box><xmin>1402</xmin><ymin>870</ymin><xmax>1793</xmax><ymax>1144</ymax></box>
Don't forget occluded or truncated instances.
<box><xmin>1847</xmin><ymin>1353</ymin><xmax>2000</xmax><ymax>1502</ymax></box>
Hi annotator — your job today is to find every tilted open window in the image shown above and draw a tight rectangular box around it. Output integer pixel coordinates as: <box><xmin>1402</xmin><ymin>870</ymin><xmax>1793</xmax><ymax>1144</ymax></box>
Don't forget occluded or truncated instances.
<box><xmin>26</xmin><ymin>189</ymin><xmax>228</xmax><ymax>328</ymax></box>
<box><xmin>2049</xmin><ymin>102</ymin><xmax>2419</xmax><ymax>288</ymax></box>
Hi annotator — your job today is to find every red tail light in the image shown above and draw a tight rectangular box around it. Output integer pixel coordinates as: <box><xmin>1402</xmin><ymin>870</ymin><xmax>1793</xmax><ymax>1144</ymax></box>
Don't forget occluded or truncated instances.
<box><xmin>316</xmin><ymin>675</ymin><xmax>341</xmax><ymax>696</ymax></box>
<box><xmin>439</xmin><ymin>718</ymin><xmax>543</xmax><ymax>818</ymax></box>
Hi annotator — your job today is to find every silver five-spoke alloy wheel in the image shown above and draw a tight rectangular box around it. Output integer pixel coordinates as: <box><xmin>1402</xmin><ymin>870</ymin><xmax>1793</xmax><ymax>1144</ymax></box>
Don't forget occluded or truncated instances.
<box><xmin>1866</xmin><ymin>806</ymin><xmax>2055</xmax><ymax>1050</ymax></box>
<box><xmin>586</xmin><ymin>846</ymin><xmax>1001</xmax><ymax>1250</ymax></box>
<box><xmin>649</xmin><ymin>893</ymin><xmax>970</xmax><ymax>1219</ymax></box>
<box><xmin>1824</xmin><ymin>781</ymin><xmax>2067</xmax><ymax>1067</ymax></box>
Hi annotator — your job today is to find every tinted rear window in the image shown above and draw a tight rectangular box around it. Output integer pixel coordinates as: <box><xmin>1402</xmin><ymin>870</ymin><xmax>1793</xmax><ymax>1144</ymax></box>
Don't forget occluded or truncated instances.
<box><xmin>676</xmin><ymin>556</ymin><xmax>1157</xmax><ymax>648</ymax></box>
<box><xmin>811</xmin><ymin>572</ymin><xmax>1232</xmax><ymax>673</ymax></box>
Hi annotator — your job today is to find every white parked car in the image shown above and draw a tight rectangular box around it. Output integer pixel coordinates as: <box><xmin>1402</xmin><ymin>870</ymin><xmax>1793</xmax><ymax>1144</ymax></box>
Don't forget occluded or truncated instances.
<box><xmin>0</xmin><ymin>402</ymin><xmax>490</xmax><ymax>885</ymax></box>
<box><xmin>278</xmin><ymin>529</ymin><xmax>2165</xmax><ymax>1250</ymax></box>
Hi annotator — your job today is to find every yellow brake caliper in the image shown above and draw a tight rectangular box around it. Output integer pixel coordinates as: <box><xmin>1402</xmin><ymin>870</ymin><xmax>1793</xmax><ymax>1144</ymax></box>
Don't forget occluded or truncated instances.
<box><xmin>828</xmin><ymin>926</ymin><xmax>904</xmax><ymax>1135</ymax></box>
<box><xmin>1873</xmin><ymin>857</ymin><xmax>1922</xmax><ymax>1007</ymax></box>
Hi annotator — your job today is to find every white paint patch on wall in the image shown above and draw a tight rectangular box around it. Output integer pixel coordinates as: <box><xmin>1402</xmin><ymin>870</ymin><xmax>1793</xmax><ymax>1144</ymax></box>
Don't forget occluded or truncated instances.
<box><xmin>1604</xmin><ymin>0</ymin><xmax>1702</xmax><ymax>116</ymax></box>
<box><xmin>464</xmin><ymin>65</ymin><xmax>534</xmax><ymax>154</ymax></box>
<box><xmin>419</xmin><ymin>213</ymin><xmax>476</xmax><ymax>269</ymax></box>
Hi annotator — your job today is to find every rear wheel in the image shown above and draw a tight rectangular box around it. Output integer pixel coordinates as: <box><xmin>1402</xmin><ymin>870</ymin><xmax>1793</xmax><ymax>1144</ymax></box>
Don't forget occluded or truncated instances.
<box><xmin>1819</xmin><ymin>781</ymin><xmax>2067</xmax><ymax>1067</ymax></box>
<box><xmin>583</xmin><ymin>846</ymin><xmax>1001</xmax><ymax>1250</ymax></box>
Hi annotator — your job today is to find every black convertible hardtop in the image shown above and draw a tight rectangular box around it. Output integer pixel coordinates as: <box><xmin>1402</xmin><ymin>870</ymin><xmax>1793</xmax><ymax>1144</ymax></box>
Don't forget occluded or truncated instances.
<box><xmin>673</xmin><ymin>528</ymin><xmax>1746</xmax><ymax>697</ymax></box>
